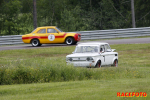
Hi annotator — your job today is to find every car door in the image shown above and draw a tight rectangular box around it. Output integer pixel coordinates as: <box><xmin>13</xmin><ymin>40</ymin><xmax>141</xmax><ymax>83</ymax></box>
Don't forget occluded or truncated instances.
<box><xmin>46</xmin><ymin>28</ymin><xmax>65</xmax><ymax>43</ymax></box>
<box><xmin>100</xmin><ymin>44</ymin><xmax>113</xmax><ymax>65</ymax></box>
<box><xmin>104</xmin><ymin>44</ymin><xmax>114</xmax><ymax>65</ymax></box>
<box><xmin>36</xmin><ymin>28</ymin><xmax>47</xmax><ymax>43</ymax></box>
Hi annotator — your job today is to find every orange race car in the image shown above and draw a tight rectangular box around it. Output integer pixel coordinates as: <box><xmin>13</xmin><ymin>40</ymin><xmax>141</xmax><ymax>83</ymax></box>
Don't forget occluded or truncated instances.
<box><xmin>22</xmin><ymin>26</ymin><xmax>81</xmax><ymax>47</ymax></box>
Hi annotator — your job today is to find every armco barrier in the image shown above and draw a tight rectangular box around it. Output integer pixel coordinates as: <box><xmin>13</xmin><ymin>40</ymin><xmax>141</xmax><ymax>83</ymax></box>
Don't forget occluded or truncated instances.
<box><xmin>0</xmin><ymin>27</ymin><xmax>150</xmax><ymax>45</ymax></box>
<box><xmin>0</xmin><ymin>35</ymin><xmax>24</xmax><ymax>45</ymax></box>
<box><xmin>76</xmin><ymin>27</ymin><xmax>150</xmax><ymax>40</ymax></box>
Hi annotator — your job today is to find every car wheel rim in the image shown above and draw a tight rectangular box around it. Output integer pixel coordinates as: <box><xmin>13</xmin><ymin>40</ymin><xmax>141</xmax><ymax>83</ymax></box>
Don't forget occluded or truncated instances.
<box><xmin>66</xmin><ymin>38</ymin><xmax>72</xmax><ymax>44</ymax></box>
<box><xmin>32</xmin><ymin>40</ymin><xmax>38</xmax><ymax>46</ymax></box>
<box><xmin>97</xmin><ymin>62</ymin><xmax>101</xmax><ymax>68</ymax></box>
<box><xmin>115</xmin><ymin>60</ymin><xmax>118</xmax><ymax>67</ymax></box>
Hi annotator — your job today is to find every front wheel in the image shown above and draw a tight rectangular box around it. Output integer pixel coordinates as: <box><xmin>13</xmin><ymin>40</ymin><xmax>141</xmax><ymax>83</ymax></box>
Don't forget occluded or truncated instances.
<box><xmin>95</xmin><ymin>60</ymin><xmax>101</xmax><ymax>68</ymax></box>
<box><xmin>112</xmin><ymin>59</ymin><xmax>118</xmax><ymax>67</ymax></box>
<box><xmin>38</xmin><ymin>43</ymin><xmax>42</xmax><ymax>46</ymax></box>
<box><xmin>73</xmin><ymin>41</ymin><xmax>77</xmax><ymax>45</ymax></box>
<box><xmin>65</xmin><ymin>37</ymin><xmax>74</xmax><ymax>45</ymax></box>
<box><xmin>31</xmin><ymin>39</ymin><xmax>40</xmax><ymax>47</ymax></box>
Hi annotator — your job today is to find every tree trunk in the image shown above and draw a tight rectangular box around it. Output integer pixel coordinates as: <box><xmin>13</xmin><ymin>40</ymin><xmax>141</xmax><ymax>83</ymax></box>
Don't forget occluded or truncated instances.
<box><xmin>33</xmin><ymin>0</ymin><xmax>37</xmax><ymax>29</ymax></box>
<box><xmin>131</xmin><ymin>0</ymin><xmax>136</xmax><ymax>28</ymax></box>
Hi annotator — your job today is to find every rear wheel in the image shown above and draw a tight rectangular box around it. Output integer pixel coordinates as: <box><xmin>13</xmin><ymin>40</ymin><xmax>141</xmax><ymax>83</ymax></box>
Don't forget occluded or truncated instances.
<box><xmin>95</xmin><ymin>60</ymin><xmax>101</xmax><ymax>68</ymax></box>
<box><xmin>31</xmin><ymin>39</ymin><xmax>40</xmax><ymax>47</ymax></box>
<box><xmin>113</xmin><ymin>59</ymin><xmax>118</xmax><ymax>67</ymax></box>
<box><xmin>65</xmin><ymin>37</ymin><xmax>74</xmax><ymax>45</ymax></box>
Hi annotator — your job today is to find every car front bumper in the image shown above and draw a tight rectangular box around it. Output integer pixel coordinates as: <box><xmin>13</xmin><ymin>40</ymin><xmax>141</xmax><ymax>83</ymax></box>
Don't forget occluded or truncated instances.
<box><xmin>67</xmin><ymin>61</ymin><xmax>95</xmax><ymax>67</ymax></box>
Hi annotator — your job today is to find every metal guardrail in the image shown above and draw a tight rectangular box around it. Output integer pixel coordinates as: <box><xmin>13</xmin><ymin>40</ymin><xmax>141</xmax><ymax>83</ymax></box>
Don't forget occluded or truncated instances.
<box><xmin>0</xmin><ymin>35</ymin><xmax>23</xmax><ymax>45</ymax></box>
<box><xmin>0</xmin><ymin>27</ymin><xmax>150</xmax><ymax>45</ymax></box>
<box><xmin>77</xmin><ymin>27</ymin><xmax>150</xmax><ymax>40</ymax></box>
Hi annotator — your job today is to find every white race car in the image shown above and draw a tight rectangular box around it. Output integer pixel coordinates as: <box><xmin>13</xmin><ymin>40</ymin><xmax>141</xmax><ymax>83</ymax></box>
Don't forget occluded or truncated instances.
<box><xmin>66</xmin><ymin>42</ymin><xmax>118</xmax><ymax>68</ymax></box>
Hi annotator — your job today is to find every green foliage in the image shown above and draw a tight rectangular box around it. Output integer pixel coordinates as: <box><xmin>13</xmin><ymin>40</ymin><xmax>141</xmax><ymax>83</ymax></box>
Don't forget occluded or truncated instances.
<box><xmin>1</xmin><ymin>0</ymin><xmax>150</xmax><ymax>35</ymax></box>
<box><xmin>37</xmin><ymin>0</ymin><xmax>65</xmax><ymax>26</ymax></box>
<box><xmin>0</xmin><ymin>0</ymin><xmax>22</xmax><ymax>35</ymax></box>
<box><xmin>60</xmin><ymin>6</ymin><xmax>87</xmax><ymax>32</ymax></box>
<box><xmin>0</xmin><ymin>0</ymin><xmax>33</xmax><ymax>35</ymax></box>
<box><xmin>0</xmin><ymin>60</ymin><xmax>146</xmax><ymax>85</ymax></box>
<box><xmin>21</xmin><ymin>0</ymin><xmax>32</xmax><ymax>13</ymax></box>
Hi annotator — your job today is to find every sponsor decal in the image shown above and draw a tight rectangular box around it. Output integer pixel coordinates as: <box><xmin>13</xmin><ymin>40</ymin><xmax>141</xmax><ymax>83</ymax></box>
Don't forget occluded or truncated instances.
<box><xmin>117</xmin><ymin>92</ymin><xmax>147</xmax><ymax>97</ymax></box>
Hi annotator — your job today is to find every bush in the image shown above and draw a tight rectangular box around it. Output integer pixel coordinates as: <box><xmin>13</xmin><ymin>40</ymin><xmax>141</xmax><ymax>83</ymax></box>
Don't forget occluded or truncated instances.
<box><xmin>0</xmin><ymin>62</ymin><xmax>145</xmax><ymax>85</ymax></box>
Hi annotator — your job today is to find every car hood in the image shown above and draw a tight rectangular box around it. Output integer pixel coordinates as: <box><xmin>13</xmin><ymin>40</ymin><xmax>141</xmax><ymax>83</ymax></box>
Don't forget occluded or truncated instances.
<box><xmin>22</xmin><ymin>33</ymin><xmax>31</xmax><ymax>36</ymax></box>
<box><xmin>66</xmin><ymin>53</ymin><xmax>100</xmax><ymax>57</ymax></box>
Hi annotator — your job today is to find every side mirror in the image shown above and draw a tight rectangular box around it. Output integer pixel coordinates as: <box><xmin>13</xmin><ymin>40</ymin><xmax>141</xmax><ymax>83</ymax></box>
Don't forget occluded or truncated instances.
<box><xmin>107</xmin><ymin>49</ymin><xmax>112</xmax><ymax>52</ymax></box>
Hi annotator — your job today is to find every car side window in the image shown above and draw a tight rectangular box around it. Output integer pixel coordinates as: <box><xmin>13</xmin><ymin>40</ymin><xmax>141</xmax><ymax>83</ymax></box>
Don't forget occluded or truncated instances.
<box><xmin>37</xmin><ymin>29</ymin><xmax>46</xmax><ymax>33</ymax></box>
<box><xmin>47</xmin><ymin>29</ymin><xmax>58</xmax><ymax>33</ymax></box>
<box><xmin>100</xmin><ymin>45</ymin><xmax>105</xmax><ymax>52</ymax></box>
<box><xmin>105</xmin><ymin>44</ymin><xmax>112</xmax><ymax>52</ymax></box>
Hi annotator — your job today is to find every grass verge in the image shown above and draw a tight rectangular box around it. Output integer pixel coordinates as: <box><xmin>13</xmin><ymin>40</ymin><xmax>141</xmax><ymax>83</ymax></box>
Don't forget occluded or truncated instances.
<box><xmin>0</xmin><ymin>44</ymin><xmax>150</xmax><ymax>84</ymax></box>
<box><xmin>0</xmin><ymin>78</ymin><xmax>149</xmax><ymax>100</ymax></box>
<box><xmin>0</xmin><ymin>43</ymin><xmax>150</xmax><ymax>99</ymax></box>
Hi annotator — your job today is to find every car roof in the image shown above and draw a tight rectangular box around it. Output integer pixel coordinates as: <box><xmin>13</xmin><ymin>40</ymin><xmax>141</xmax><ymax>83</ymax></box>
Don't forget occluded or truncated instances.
<box><xmin>77</xmin><ymin>42</ymin><xmax>108</xmax><ymax>46</ymax></box>
<box><xmin>37</xmin><ymin>26</ymin><xmax>56</xmax><ymax>28</ymax></box>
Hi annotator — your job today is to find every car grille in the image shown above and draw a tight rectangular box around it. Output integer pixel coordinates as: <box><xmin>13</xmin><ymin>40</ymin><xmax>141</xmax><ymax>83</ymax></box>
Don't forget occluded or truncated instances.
<box><xmin>73</xmin><ymin>60</ymin><xmax>86</xmax><ymax>62</ymax></box>
<box><xmin>72</xmin><ymin>57</ymin><xmax>86</xmax><ymax>61</ymax></box>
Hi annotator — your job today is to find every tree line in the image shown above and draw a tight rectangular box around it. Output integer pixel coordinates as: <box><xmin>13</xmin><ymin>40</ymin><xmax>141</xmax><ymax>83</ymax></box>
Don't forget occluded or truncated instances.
<box><xmin>0</xmin><ymin>0</ymin><xmax>150</xmax><ymax>35</ymax></box>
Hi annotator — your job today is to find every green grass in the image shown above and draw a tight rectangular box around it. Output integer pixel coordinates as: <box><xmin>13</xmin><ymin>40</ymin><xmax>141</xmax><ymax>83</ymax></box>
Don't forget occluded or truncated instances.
<box><xmin>0</xmin><ymin>43</ymin><xmax>150</xmax><ymax>99</ymax></box>
<box><xmin>0</xmin><ymin>79</ymin><xmax>149</xmax><ymax>100</ymax></box>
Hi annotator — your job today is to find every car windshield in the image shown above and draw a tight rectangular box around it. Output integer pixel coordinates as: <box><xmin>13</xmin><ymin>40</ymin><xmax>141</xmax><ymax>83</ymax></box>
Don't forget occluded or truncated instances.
<box><xmin>75</xmin><ymin>46</ymin><xmax>98</xmax><ymax>53</ymax></box>
<box><xmin>56</xmin><ymin>27</ymin><xmax>63</xmax><ymax>32</ymax></box>
<box><xmin>31</xmin><ymin>28</ymin><xmax>37</xmax><ymax>33</ymax></box>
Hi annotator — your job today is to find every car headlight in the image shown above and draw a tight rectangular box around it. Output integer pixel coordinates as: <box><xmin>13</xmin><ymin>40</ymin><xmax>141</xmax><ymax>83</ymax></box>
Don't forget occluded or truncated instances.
<box><xmin>86</xmin><ymin>57</ymin><xmax>93</xmax><ymax>61</ymax></box>
<box><xmin>78</xmin><ymin>34</ymin><xmax>81</xmax><ymax>38</ymax></box>
<box><xmin>66</xmin><ymin>57</ymin><xmax>73</xmax><ymax>61</ymax></box>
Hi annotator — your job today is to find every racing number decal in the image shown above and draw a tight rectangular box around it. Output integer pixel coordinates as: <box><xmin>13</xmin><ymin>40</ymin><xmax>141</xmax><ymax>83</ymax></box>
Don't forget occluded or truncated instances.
<box><xmin>48</xmin><ymin>34</ymin><xmax>55</xmax><ymax>41</ymax></box>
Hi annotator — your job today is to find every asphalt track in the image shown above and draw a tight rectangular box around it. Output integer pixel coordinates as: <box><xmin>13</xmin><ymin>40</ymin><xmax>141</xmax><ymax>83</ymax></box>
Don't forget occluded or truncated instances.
<box><xmin>0</xmin><ymin>37</ymin><xmax>150</xmax><ymax>51</ymax></box>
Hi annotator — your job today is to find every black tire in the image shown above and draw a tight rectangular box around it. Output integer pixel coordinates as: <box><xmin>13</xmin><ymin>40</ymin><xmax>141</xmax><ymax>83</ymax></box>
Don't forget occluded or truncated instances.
<box><xmin>65</xmin><ymin>37</ymin><xmax>74</xmax><ymax>45</ymax></box>
<box><xmin>95</xmin><ymin>60</ymin><xmax>101</xmax><ymax>68</ymax></box>
<box><xmin>38</xmin><ymin>43</ymin><xmax>42</xmax><ymax>46</ymax></box>
<box><xmin>73</xmin><ymin>41</ymin><xmax>77</xmax><ymax>45</ymax></box>
<box><xmin>112</xmin><ymin>59</ymin><xmax>118</xmax><ymax>67</ymax></box>
<box><xmin>31</xmin><ymin>39</ymin><xmax>40</xmax><ymax>47</ymax></box>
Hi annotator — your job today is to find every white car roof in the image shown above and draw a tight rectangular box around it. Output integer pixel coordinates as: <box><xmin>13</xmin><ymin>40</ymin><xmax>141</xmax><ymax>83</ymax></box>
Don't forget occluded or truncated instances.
<box><xmin>77</xmin><ymin>42</ymin><xmax>108</xmax><ymax>46</ymax></box>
